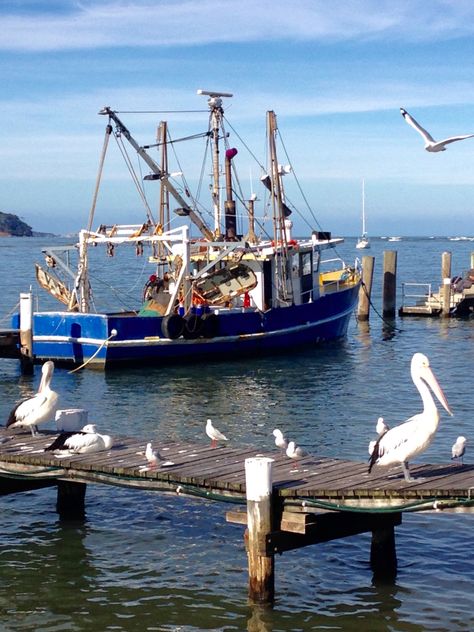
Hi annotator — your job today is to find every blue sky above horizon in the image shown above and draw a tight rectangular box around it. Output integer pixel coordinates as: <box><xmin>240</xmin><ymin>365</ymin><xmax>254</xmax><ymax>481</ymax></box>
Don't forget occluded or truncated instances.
<box><xmin>2</xmin><ymin>0</ymin><xmax>474</xmax><ymax>236</ymax></box>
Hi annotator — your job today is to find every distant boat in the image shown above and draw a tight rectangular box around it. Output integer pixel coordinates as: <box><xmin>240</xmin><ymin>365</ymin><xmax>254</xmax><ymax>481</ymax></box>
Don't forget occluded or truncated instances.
<box><xmin>388</xmin><ymin>236</ymin><xmax>402</xmax><ymax>242</ymax></box>
<box><xmin>355</xmin><ymin>179</ymin><xmax>370</xmax><ymax>250</ymax></box>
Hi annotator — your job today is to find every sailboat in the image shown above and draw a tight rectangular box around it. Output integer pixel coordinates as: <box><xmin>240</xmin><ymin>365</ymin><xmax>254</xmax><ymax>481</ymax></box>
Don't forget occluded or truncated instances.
<box><xmin>12</xmin><ymin>90</ymin><xmax>362</xmax><ymax>369</ymax></box>
<box><xmin>356</xmin><ymin>179</ymin><xmax>370</xmax><ymax>250</ymax></box>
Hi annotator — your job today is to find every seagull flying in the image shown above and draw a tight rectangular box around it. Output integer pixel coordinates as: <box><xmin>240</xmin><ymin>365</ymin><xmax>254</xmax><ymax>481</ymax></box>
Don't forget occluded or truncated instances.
<box><xmin>205</xmin><ymin>418</ymin><xmax>228</xmax><ymax>448</ymax></box>
<box><xmin>451</xmin><ymin>436</ymin><xmax>467</xmax><ymax>465</ymax></box>
<box><xmin>400</xmin><ymin>108</ymin><xmax>474</xmax><ymax>152</ymax></box>
<box><xmin>273</xmin><ymin>428</ymin><xmax>288</xmax><ymax>451</ymax></box>
<box><xmin>6</xmin><ymin>361</ymin><xmax>59</xmax><ymax>436</ymax></box>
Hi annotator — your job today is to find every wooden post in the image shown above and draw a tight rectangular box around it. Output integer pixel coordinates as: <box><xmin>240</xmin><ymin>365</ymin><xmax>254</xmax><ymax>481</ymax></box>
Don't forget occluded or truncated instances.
<box><xmin>19</xmin><ymin>292</ymin><xmax>34</xmax><ymax>374</ymax></box>
<box><xmin>382</xmin><ymin>251</ymin><xmax>397</xmax><ymax>318</ymax></box>
<box><xmin>370</xmin><ymin>523</ymin><xmax>397</xmax><ymax>581</ymax></box>
<box><xmin>245</xmin><ymin>457</ymin><xmax>275</xmax><ymax>604</ymax></box>
<box><xmin>470</xmin><ymin>251</ymin><xmax>474</xmax><ymax>270</ymax></box>
<box><xmin>357</xmin><ymin>255</ymin><xmax>374</xmax><ymax>321</ymax></box>
<box><xmin>56</xmin><ymin>481</ymin><xmax>87</xmax><ymax>520</ymax></box>
<box><xmin>441</xmin><ymin>251</ymin><xmax>452</xmax><ymax>318</ymax></box>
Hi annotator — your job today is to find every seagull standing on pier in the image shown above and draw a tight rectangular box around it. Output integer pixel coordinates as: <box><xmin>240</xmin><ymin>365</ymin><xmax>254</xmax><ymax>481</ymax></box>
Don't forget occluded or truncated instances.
<box><xmin>144</xmin><ymin>442</ymin><xmax>175</xmax><ymax>468</ymax></box>
<box><xmin>400</xmin><ymin>108</ymin><xmax>474</xmax><ymax>152</ymax></box>
<box><xmin>206</xmin><ymin>418</ymin><xmax>228</xmax><ymax>448</ymax></box>
<box><xmin>6</xmin><ymin>361</ymin><xmax>59</xmax><ymax>436</ymax></box>
<box><xmin>45</xmin><ymin>424</ymin><xmax>113</xmax><ymax>454</ymax></box>
<box><xmin>451</xmin><ymin>436</ymin><xmax>467</xmax><ymax>465</ymax></box>
<box><xmin>376</xmin><ymin>417</ymin><xmax>389</xmax><ymax>436</ymax></box>
<box><xmin>368</xmin><ymin>353</ymin><xmax>453</xmax><ymax>482</ymax></box>
<box><xmin>286</xmin><ymin>441</ymin><xmax>307</xmax><ymax>461</ymax></box>
<box><xmin>273</xmin><ymin>428</ymin><xmax>288</xmax><ymax>451</ymax></box>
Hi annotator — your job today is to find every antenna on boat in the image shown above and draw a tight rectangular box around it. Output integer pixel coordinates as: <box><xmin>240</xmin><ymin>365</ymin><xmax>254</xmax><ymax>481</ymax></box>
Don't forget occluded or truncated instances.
<box><xmin>197</xmin><ymin>90</ymin><xmax>233</xmax><ymax>237</ymax></box>
<box><xmin>197</xmin><ymin>89</ymin><xmax>233</xmax><ymax>98</ymax></box>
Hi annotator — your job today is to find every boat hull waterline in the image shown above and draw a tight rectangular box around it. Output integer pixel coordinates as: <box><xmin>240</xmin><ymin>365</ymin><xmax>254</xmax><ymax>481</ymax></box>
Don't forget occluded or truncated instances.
<box><xmin>17</xmin><ymin>285</ymin><xmax>359</xmax><ymax>368</ymax></box>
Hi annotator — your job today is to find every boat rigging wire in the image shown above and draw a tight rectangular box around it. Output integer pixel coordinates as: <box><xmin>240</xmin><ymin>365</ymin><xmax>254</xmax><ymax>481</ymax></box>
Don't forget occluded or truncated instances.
<box><xmin>113</xmin><ymin>132</ymin><xmax>155</xmax><ymax>226</ymax></box>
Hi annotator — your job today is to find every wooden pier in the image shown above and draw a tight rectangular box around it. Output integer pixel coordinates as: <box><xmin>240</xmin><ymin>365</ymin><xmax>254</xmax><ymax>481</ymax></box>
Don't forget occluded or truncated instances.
<box><xmin>1</xmin><ymin>427</ymin><xmax>473</xmax><ymax>604</ymax></box>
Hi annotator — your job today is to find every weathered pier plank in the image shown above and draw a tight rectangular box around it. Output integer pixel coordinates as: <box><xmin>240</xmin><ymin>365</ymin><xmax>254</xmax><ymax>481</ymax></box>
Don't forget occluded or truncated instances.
<box><xmin>1</xmin><ymin>427</ymin><xmax>473</xmax><ymax>605</ymax></box>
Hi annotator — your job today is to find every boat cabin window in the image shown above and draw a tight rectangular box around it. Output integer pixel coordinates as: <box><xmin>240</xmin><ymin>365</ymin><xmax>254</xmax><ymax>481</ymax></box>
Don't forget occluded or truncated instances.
<box><xmin>301</xmin><ymin>252</ymin><xmax>311</xmax><ymax>276</ymax></box>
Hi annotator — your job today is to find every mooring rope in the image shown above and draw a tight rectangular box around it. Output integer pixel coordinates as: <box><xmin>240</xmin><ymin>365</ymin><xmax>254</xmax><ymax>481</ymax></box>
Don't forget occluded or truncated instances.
<box><xmin>68</xmin><ymin>329</ymin><xmax>117</xmax><ymax>374</ymax></box>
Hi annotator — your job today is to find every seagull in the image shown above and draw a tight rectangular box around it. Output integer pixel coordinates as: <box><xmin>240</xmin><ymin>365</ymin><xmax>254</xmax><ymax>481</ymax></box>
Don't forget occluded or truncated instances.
<box><xmin>273</xmin><ymin>428</ymin><xmax>288</xmax><ymax>451</ymax></box>
<box><xmin>451</xmin><ymin>436</ymin><xmax>467</xmax><ymax>465</ymax></box>
<box><xmin>6</xmin><ymin>361</ymin><xmax>59</xmax><ymax>436</ymax></box>
<box><xmin>205</xmin><ymin>418</ymin><xmax>228</xmax><ymax>448</ymax></box>
<box><xmin>400</xmin><ymin>108</ymin><xmax>474</xmax><ymax>152</ymax></box>
<box><xmin>144</xmin><ymin>442</ymin><xmax>174</xmax><ymax>468</ymax></box>
<box><xmin>286</xmin><ymin>441</ymin><xmax>307</xmax><ymax>461</ymax></box>
<box><xmin>376</xmin><ymin>417</ymin><xmax>389</xmax><ymax>436</ymax></box>
<box><xmin>368</xmin><ymin>353</ymin><xmax>453</xmax><ymax>482</ymax></box>
<box><xmin>45</xmin><ymin>424</ymin><xmax>113</xmax><ymax>455</ymax></box>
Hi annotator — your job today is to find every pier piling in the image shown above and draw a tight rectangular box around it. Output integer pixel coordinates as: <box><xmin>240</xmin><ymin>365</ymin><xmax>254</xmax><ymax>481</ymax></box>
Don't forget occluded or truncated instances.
<box><xmin>382</xmin><ymin>251</ymin><xmax>397</xmax><ymax>318</ymax></box>
<box><xmin>245</xmin><ymin>457</ymin><xmax>275</xmax><ymax>604</ymax></box>
<box><xmin>441</xmin><ymin>251</ymin><xmax>452</xmax><ymax>318</ymax></box>
<box><xmin>56</xmin><ymin>481</ymin><xmax>87</xmax><ymax>520</ymax></box>
<box><xmin>357</xmin><ymin>255</ymin><xmax>374</xmax><ymax>321</ymax></box>
<box><xmin>19</xmin><ymin>292</ymin><xmax>34</xmax><ymax>374</ymax></box>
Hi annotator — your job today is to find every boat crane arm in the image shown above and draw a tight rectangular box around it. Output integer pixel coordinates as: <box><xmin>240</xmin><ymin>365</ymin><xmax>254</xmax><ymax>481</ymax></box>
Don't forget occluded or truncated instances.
<box><xmin>99</xmin><ymin>107</ymin><xmax>214</xmax><ymax>242</ymax></box>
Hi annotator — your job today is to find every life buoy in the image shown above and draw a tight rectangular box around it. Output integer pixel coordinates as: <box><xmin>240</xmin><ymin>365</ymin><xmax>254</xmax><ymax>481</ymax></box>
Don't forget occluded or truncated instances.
<box><xmin>182</xmin><ymin>314</ymin><xmax>204</xmax><ymax>339</ymax></box>
<box><xmin>161</xmin><ymin>314</ymin><xmax>184</xmax><ymax>339</ymax></box>
<box><xmin>201</xmin><ymin>313</ymin><xmax>219</xmax><ymax>338</ymax></box>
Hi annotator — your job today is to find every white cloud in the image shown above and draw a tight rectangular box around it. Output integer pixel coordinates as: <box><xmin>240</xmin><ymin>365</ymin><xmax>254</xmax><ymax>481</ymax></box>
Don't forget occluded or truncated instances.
<box><xmin>2</xmin><ymin>0</ymin><xmax>474</xmax><ymax>52</ymax></box>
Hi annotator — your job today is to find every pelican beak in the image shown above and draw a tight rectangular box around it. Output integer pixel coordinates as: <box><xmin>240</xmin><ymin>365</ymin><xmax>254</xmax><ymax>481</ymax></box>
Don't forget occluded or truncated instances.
<box><xmin>424</xmin><ymin>366</ymin><xmax>453</xmax><ymax>416</ymax></box>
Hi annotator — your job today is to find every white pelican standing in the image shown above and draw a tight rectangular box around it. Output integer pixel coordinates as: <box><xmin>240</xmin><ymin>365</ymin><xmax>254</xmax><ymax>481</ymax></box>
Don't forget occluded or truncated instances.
<box><xmin>205</xmin><ymin>418</ymin><xmax>228</xmax><ymax>448</ymax></box>
<box><xmin>6</xmin><ymin>361</ymin><xmax>59</xmax><ymax>436</ymax></box>
<box><xmin>368</xmin><ymin>353</ymin><xmax>453</xmax><ymax>482</ymax></box>
<box><xmin>451</xmin><ymin>436</ymin><xmax>467</xmax><ymax>465</ymax></box>
<box><xmin>400</xmin><ymin>108</ymin><xmax>474</xmax><ymax>152</ymax></box>
<box><xmin>273</xmin><ymin>428</ymin><xmax>288</xmax><ymax>451</ymax></box>
<box><xmin>45</xmin><ymin>424</ymin><xmax>113</xmax><ymax>455</ymax></box>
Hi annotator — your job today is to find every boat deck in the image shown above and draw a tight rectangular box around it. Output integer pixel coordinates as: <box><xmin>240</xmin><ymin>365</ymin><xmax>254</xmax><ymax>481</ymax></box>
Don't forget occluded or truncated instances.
<box><xmin>1</xmin><ymin>428</ymin><xmax>473</xmax><ymax>508</ymax></box>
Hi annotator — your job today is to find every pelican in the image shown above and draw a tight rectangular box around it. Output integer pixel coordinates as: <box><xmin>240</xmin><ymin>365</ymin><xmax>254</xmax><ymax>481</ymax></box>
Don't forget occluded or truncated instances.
<box><xmin>451</xmin><ymin>436</ymin><xmax>467</xmax><ymax>465</ymax></box>
<box><xmin>368</xmin><ymin>353</ymin><xmax>453</xmax><ymax>482</ymax></box>
<box><xmin>45</xmin><ymin>424</ymin><xmax>113</xmax><ymax>454</ymax></box>
<box><xmin>273</xmin><ymin>428</ymin><xmax>288</xmax><ymax>451</ymax></box>
<box><xmin>6</xmin><ymin>361</ymin><xmax>59</xmax><ymax>436</ymax></box>
<box><xmin>376</xmin><ymin>417</ymin><xmax>389</xmax><ymax>436</ymax></box>
<box><xmin>286</xmin><ymin>441</ymin><xmax>307</xmax><ymax>461</ymax></box>
<box><xmin>205</xmin><ymin>418</ymin><xmax>228</xmax><ymax>448</ymax></box>
<box><xmin>400</xmin><ymin>108</ymin><xmax>474</xmax><ymax>152</ymax></box>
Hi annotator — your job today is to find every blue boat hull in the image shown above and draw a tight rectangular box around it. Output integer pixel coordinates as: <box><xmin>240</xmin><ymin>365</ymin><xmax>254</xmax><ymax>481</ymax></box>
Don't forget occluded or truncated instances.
<box><xmin>13</xmin><ymin>284</ymin><xmax>360</xmax><ymax>368</ymax></box>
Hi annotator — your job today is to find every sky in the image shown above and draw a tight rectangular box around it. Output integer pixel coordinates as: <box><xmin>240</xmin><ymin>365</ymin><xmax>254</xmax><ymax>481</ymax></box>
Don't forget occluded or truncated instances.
<box><xmin>2</xmin><ymin>0</ymin><xmax>474</xmax><ymax>237</ymax></box>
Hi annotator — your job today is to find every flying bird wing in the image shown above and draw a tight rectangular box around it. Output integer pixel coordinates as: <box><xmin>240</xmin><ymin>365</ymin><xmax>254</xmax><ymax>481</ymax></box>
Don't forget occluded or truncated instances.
<box><xmin>400</xmin><ymin>108</ymin><xmax>436</xmax><ymax>143</ymax></box>
<box><xmin>435</xmin><ymin>134</ymin><xmax>474</xmax><ymax>148</ymax></box>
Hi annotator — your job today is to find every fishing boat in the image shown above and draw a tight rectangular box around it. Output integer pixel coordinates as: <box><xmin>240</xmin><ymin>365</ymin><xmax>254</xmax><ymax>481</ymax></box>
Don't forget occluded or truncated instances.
<box><xmin>355</xmin><ymin>179</ymin><xmax>370</xmax><ymax>250</ymax></box>
<box><xmin>12</xmin><ymin>90</ymin><xmax>361</xmax><ymax>369</ymax></box>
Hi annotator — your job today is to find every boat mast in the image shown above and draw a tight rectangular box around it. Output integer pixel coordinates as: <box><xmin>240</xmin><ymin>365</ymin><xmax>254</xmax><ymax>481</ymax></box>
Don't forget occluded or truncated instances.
<box><xmin>362</xmin><ymin>178</ymin><xmax>366</xmax><ymax>236</ymax></box>
<box><xmin>197</xmin><ymin>90</ymin><xmax>233</xmax><ymax>238</ymax></box>
<box><xmin>267</xmin><ymin>110</ymin><xmax>292</xmax><ymax>305</ymax></box>
<box><xmin>99</xmin><ymin>106</ymin><xmax>214</xmax><ymax>241</ymax></box>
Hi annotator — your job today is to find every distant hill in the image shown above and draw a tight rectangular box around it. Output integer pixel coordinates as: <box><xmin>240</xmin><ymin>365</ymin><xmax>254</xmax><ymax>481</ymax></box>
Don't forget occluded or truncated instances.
<box><xmin>0</xmin><ymin>212</ymin><xmax>33</xmax><ymax>236</ymax></box>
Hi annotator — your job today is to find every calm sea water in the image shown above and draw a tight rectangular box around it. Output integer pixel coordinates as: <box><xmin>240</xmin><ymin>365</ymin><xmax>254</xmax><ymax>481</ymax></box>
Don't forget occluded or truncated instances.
<box><xmin>1</xmin><ymin>235</ymin><xmax>474</xmax><ymax>632</ymax></box>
